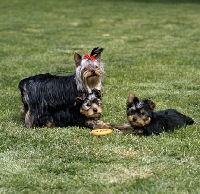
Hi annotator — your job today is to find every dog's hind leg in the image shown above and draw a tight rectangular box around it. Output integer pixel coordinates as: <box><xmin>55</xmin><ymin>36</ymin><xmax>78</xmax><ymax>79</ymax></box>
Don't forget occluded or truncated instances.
<box><xmin>24</xmin><ymin>110</ymin><xmax>34</xmax><ymax>128</ymax></box>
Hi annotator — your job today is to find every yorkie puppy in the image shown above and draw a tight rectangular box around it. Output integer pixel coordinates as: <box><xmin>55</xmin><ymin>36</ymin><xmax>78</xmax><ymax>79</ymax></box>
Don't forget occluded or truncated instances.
<box><xmin>33</xmin><ymin>89</ymin><xmax>104</xmax><ymax>128</ymax></box>
<box><xmin>125</xmin><ymin>93</ymin><xmax>194</xmax><ymax>135</ymax></box>
<box><xmin>18</xmin><ymin>47</ymin><xmax>104</xmax><ymax>128</ymax></box>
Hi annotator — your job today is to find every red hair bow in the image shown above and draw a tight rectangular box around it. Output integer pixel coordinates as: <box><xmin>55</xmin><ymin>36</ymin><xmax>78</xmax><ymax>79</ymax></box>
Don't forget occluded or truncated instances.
<box><xmin>83</xmin><ymin>54</ymin><xmax>96</xmax><ymax>60</ymax></box>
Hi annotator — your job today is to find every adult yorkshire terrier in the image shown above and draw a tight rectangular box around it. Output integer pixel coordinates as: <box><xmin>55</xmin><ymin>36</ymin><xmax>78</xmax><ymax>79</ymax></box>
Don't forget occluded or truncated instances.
<box><xmin>19</xmin><ymin>47</ymin><xmax>104</xmax><ymax>128</ymax></box>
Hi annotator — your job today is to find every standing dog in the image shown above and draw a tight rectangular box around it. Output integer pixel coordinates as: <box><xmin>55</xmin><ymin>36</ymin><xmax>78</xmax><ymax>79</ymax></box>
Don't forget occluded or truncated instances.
<box><xmin>19</xmin><ymin>47</ymin><xmax>104</xmax><ymax>128</ymax></box>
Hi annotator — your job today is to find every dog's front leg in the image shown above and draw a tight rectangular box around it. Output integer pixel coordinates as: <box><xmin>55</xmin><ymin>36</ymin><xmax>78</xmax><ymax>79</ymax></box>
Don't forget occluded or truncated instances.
<box><xmin>112</xmin><ymin>123</ymin><xmax>135</xmax><ymax>134</ymax></box>
<box><xmin>24</xmin><ymin>110</ymin><xmax>34</xmax><ymax>128</ymax></box>
<box><xmin>85</xmin><ymin>119</ymin><xmax>113</xmax><ymax>129</ymax></box>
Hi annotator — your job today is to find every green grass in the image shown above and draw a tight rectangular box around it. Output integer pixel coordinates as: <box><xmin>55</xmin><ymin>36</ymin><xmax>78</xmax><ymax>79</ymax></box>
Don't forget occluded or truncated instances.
<box><xmin>0</xmin><ymin>0</ymin><xmax>200</xmax><ymax>193</ymax></box>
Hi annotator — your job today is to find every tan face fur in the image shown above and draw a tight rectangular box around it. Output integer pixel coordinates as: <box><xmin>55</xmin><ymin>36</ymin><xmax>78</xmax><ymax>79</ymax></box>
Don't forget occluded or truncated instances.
<box><xmin>126</xmin><ymin>92</ymin><xmax>155</xmax><ymax>128</ymax></box>
<box><xmin>80</xmin><ymin>103</ymin><xmax>102</xmax><ymax>119</ymax></box>
<box><xmin>74</xmin><ymin>52</ymin><xmax>104</xmax><ymax>93</ymax></box>
<box><xmin>127</xmin><ymin>112</ymin><xmax>151</xmax><ymax>127</ymax></box>
<box><xmin>78</xmin><ymin>91</ymin><xmax>102</xmax><ymax>119</ymax></box>
<box><xmin>81</xmin><ymin>63</ymin><xmax>102</xmax><ymax>90</ymax></box>
<box><xmin>80</xmin><ymin>98</ymin><xmax>102</xmax><ymax>119</ymax></box>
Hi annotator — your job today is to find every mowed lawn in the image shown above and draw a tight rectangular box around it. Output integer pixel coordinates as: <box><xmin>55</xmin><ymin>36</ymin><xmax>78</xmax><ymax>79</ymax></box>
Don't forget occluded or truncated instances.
<box><xmin>0</xmin><ymin>0</ymin><xmax>200</xmax><ymax>193</ymax></box>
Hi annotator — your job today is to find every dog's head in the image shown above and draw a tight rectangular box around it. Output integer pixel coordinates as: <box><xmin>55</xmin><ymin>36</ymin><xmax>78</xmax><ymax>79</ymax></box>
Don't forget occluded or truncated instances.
<box><xmin>126</xmin><ymin>93</ymin><xmax>155</xmax><ymax>127</ymax></box>
<box><xmin>74</xmin><ymin>47</ymin><xmax>105</xmax><ymax>93</ymax></box>
<box><xmin>76</xmin><ymin>89</ymin><xmax>102</xmax><ymax>119</ymax></box>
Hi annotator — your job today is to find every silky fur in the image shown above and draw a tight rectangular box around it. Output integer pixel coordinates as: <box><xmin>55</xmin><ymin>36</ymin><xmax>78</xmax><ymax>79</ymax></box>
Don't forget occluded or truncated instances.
<box><xmin>114</xmin><ymin>93</ymin><xmax>194</xmax><ymax>136</ymax></box>
<box><xmin>34</xmin><ymin>90</ymin><xmax>103</xmax><ymax>128</ymax></box>
<box><xmin>126</xmin><ymin>93</ymin><xmax>194</xmax><ymax>135</ymax></box>
<box><xmin>18</xmin><ymin>47</ymin><xmax>104</xmax><ymax>128</ymax></box>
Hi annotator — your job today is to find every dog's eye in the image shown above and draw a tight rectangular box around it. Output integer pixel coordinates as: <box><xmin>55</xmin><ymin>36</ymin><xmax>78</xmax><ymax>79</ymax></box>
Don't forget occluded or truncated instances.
<box><xmin>130</xmin><ymin>110</ymin><xmax>135</xmax><ymax>114</ymax></box>
<box><xmin>140</xmin><ymin>112</ymin><xmax>145</xmax><ymax>116</ymax></box>
<box><xmin>86</xmin><ymin>103</ymin><xmax>91</xmax><ymax>107</ymax></box>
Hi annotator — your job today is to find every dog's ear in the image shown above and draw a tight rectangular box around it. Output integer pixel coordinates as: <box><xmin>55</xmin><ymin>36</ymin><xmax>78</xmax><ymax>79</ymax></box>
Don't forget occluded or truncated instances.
<box><xmin>127</xmin><ymin>92</ymin><xmax>136</xmax><ymax>105</ymax></box>
<box><xmin>75</xmin><ymin>93</ymin><xmax>86</xmax><ymax>102</ymax></box>
<box><xmin>81</xmin><ymin>92</ymin><xmax>86</xmax><ymax>100</ymax></box>
<box><xmin>91</xmin><ymin>47</ymin><xmax>104</xmax><ymax>62</ymax></box>
<box><xmin>74</xmin><ymin>52</ymin><xmax>82</xmax><ymax>67</ymax></box>
<box><xmin>75</xmin><ymin>97</ymin><xmax>82</xmax><ymax>102</ymax></box>
<box><xmin>145</xmin><ymin>100</ymin><xmax>155</xmax><ymax>110</ymax></box>
<box><xmin>74</xmin><ymin>96</ymin><xmax>82</xmax><ymax>106</ymax></box>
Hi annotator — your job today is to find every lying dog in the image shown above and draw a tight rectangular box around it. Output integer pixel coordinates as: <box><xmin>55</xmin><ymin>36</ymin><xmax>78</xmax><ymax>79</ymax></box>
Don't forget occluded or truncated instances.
<box><xmin>34</xmin><ymin>89</ymin><xmax>103</xmax><ymax>128</ymax></box>
<box><xmin>20</xmin><ymin>89</ymin><xmax>111</xmax><ymax>129</ymax></box>
<box><xmin>126</xmin><ymin>93</ymin><xmax>194</xmax><ymax>135</ymax></box>
<box><xmin>114</xmin><ymin>93</ymin><xmax>194</xmax><ymax>136</ymax></box>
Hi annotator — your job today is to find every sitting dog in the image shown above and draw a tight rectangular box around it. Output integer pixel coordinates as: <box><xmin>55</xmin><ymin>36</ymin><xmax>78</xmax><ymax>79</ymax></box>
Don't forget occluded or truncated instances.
<box><xmin>33</xmin><ymin>89</ymin><xmax>105</xmax><ymax>128</ymax></box>
<box><xmin>125</xmin><ymin>93</ymin><xmax>194</xmax><ymax>135</ymax></box>
<box><xmin>18</xmin><ymin>47</ymin><xmax>104</xmax><ymax>128</ymax></box>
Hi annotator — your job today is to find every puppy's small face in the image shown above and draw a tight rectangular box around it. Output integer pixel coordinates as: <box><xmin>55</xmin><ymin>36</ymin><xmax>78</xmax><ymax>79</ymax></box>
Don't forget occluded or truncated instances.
<box><xmin>78</xmin><ymin>90</ymin><xmax>102</xmax><ymax>119</ymax></box>
<box><xmin>126</xmin><ymin>93</ymin><xmax>155</xmax><ymax>127</ymax></box>
<box><xmin>127</xmin><ymin>106</ymin><xmax>151</xmax><ymax>127</ymax></box>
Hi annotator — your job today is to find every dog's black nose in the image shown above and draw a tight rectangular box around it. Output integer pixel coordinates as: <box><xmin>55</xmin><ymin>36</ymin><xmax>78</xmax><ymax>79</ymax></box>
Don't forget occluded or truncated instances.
<box><xmin>93</xmin><ymin>108</ymin><xmax>97</xmax><ymax>113</ymax></box>
<box><xmin>91</xmin><ymin>70</ymin><xmax>95</xmax><ymax>74</ymax></box>
<box><xmin>133</xmin><ymin>117</ymin><xmax>137</xmax><ymax>122</ymax></box>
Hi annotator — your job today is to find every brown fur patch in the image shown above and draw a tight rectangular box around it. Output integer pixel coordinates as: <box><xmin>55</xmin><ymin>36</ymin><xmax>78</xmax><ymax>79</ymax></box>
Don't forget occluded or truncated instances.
<box><xmin>86</xmin><ymin>120</ymin><xmax>113</xmax><ymax>129</ymax></box>
<box><xmin>45</xmin><ymin>121</ymin><xmax>55</xmax><ymax>128</ymax></box>
<box><xmin>145</xmin><ymin>100</ymin><xmax>156</xmax><ymax>110</ymax></box>
<box><xmin>80</xmin><ymin>104</ymin><xmax>102</xmax><ymax>119</ymax></box>
<box><xmin>127</xmin><ymin>92</ymin><xmax>136</xmax><ymax>104</ymax></box>
<box><xmin>25</xmin><ymin>110</ymin><xmax>34</xmax><ymax>128</ymax></box>
<box><xmin>81</xmin><ymin>67</ymin><xmax>102</xmax><ymax>89</ymax></box>
<box><xmin>74</xmin><ymin>52</ymin><xmax>82</xmax><ymax>67</ymax></box>
<box><xmin>20</xmin><ymin>107</ymin><xmax>26</xmax><ymax>119</ymax></box>
<box><xmin>127</xmin><ymin>115</ymin><xmax>151</xmax><ymax>127</ymax></box>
